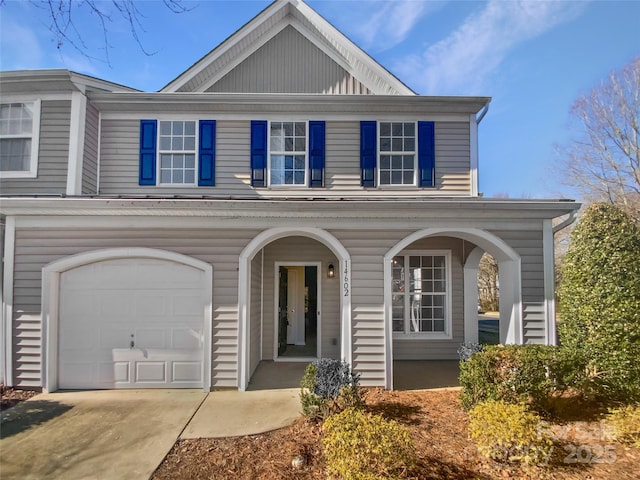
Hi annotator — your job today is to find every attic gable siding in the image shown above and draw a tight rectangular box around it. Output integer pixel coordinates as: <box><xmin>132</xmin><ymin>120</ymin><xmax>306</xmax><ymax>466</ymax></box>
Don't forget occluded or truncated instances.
<box><xmin>206</xmin><ymin>26</ymin><xmax>371</xmax><ymax>94</ymax></box>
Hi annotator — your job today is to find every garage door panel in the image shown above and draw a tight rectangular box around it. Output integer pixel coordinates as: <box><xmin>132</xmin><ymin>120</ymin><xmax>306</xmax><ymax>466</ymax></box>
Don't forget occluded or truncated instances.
<box><xmin>59</xmin><ymin>257</ymin><xmax>206</xmax><ymax>389</ymax></box>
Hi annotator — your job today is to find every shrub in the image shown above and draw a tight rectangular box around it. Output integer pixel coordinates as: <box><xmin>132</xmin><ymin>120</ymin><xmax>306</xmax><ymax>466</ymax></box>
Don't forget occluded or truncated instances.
<box><xmin>557</xmin><ymin>203</ymin><xmax>640</xmax><ymax>401</ymax></box>
<box><xmin>322</xmin><ymin>407</ymin><xmax>415</xmax><ymax>480</ymax></box>
<box><xmin>299</xmin><ymin>358</ymin><xmax>363</xmax><ymax>419</ymax></box>
<box><xmin>457</xmin><ymin>341</ymin><xmax>483</xmax><ymax>362</ymax></box>
<box><xmin>469</xmin><ymin>400</ymin><xmax>553</xmax><ymax>466</ymax></box>
<box><xmin>459</xmin><ymin>344</ymin><xmax>567</xmax><ymax>413</ymax></box>
<box><xmin>607</xmin><ymin>404</ymin><xmax>640</xmax><ymax>447</ymax></box>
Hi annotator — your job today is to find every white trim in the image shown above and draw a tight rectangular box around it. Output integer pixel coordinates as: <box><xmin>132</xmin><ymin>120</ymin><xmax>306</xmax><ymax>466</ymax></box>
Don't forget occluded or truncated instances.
<box><xmin>0</xmin><ymin>93</ymin><xmax>70</xmax><ymax>102</ymax></box>
<box><xmin>96</xmin><ymin>110</ymin><xmax>102</xmax><ymax>194</ymax></box>
<box><xmin>41</xmin><ymin>247</ymin><xmax>213</xmax><ymax>392</ymax></box>
<box><xmin>0</xmin><ymin>99</ymin><xmax>40</xmax><ymax>179</ymax></box>
<box><xmin>463</xmin><ymin>246</ymin><xmax>485</xmax><ymax>344</ymax></box>
<box><xmin>2</xmin><ymin>217</ymin><xmax>15</xmax><ymax>386</ymax></box>
<box><xmin>383</xmin><ymin>227</ymin><xmax>523</xmax><ymax>389</ymax></box>
<box><xmin>66</xmin><ymin>91</ymin><xmax>87</xmax><ymax>195</ymax></box>
<box><xmin>273</xmin><ymin>262</ymin><xmax>322</xmax><ymax>359</ymax></box>
<box><xmin>469</xmin><ymin>114</ymin><xmax>479</xmax><ymax>197</ymax></box>
<box><xmin>156</xmin><ymin>119</ymin><xmax>199</xmax><ymax>187</ymax></box>
<box><xmin>237</xmin><ymin>226</ymin><xmax>351</xmax><ymax>391</ymax></box>
<box><xmin>543</xmin><ymin>219</ymin><xmax>556</xmax><ymax>345</ymax></box>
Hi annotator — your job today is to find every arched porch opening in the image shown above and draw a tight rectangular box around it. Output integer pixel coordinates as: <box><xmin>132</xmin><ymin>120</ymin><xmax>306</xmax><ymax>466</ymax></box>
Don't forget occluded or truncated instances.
<box><xmin>237</xmin><ymin>227</ymin><xmax>351</xmax><ymax>391</ymax></box>
<box><xmin>384</xmin><ymin>228</ymin><xmax>522</xmax><ymax>390</ymax></box>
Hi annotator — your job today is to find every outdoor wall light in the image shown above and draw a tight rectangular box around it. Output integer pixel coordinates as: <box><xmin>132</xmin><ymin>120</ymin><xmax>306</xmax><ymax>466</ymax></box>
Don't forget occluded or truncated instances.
<box><xmin>327</xmin><ymin>263</ymin><xmax>335</xmax><ymax>278</ymax></box>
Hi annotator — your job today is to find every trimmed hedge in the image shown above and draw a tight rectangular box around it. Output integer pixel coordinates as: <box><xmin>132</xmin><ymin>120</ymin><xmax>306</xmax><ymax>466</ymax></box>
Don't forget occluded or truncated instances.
<box><xmin>459</xmin><ymin>344</ymin><xmax>575</xmax><ymax>413</ymax></box>
<box><xmin>557</xmin><ymin>203</ymin><xmax>640</xmax><ymax>401</ymax></box>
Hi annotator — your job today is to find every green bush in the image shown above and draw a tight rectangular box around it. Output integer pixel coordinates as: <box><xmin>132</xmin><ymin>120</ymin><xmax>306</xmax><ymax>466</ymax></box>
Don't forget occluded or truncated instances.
<box><xmin>459</xmin><ymin>344</ymin><xmax>569</xmax><ymax>413</ymax></box>
<box><xmin>607</xmin><ymin>404</ymin><xmax>640</xmax><ymax>447</ymax></box>
<box><xmin>299</xmin><ymin>358</ymin><xmax>363</xmax><ymax>419</ymax></box>
<box><xmin>557</xmin><ymin>203</ymin><xmax>640</xmax><ymax>401</ymax></box>
<box><xmin>322</xmin><ymin>407</ymin><xmax>415</xmax><ymax>480</ymax></box>
<box><xmin>469</xmin><ymin>400</ymin><xmax>553</xmax><ymax>466</ymax></box>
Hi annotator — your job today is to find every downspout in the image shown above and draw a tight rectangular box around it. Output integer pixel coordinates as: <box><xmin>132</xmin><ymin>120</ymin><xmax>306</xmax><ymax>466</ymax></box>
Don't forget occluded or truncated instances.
<box><xmin>476</xmin><ymin>102</ymin><xmax>490</xmax><ymax>125</ymax></box>
<box><xmin>553</xmin><ymin>210</ymin><xmax>577</xmax><ymax>234</ymax></box>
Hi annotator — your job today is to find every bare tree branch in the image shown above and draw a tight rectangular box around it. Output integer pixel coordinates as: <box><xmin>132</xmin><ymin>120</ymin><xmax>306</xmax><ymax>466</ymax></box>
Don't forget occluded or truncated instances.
<box><xmin>556</xmin><ymin>56</ymin><xmax>640</xmax><ymax>221</ymax></box>
<box><xmin>20</xmin><ymin>0</ymin><xmax>193</xmax><ymax>66</ymax></box>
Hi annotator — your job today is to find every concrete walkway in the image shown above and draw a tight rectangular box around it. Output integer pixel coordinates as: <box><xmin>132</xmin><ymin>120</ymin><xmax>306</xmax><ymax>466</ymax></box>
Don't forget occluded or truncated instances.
<box><xmin>0</xmin><ymin>388</ymin><xmax>302</xmax><ymax>480</ymax></box>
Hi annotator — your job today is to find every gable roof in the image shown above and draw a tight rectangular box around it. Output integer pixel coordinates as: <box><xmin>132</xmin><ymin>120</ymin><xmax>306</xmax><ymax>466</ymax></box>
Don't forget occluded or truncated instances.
<box><xmin>161</xmin><ymin>0</ymin><xmax>415</xmax><ymax>95</ymax></box>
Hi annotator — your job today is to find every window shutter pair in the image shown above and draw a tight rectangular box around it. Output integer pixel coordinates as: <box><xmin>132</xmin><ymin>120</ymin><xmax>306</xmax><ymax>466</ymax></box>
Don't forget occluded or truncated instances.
<box><xmin>250</xmin><ymin>120</ymin><xmax>325</xmax><ymax>188</ymax></box>
<box><xmin>138</xmin><ymin>120</ymin><xmax>216</xmax><ymax>186</ymax></box>
<box><xmin>359</xmin><ymin>121</ymin><xmax>435</xmax><ymax>187</ymax></box>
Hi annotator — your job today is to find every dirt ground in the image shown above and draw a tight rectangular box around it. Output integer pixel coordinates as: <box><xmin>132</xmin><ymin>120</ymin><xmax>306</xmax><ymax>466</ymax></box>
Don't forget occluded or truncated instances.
<box><xmin>152</xmin><ymin>388</ymin><xmax>640</xmax><ymax>480</ymax></box>
<box><xmin>0</xmin><ymin>385</ymin><xmax>38</xmax><ymax>411</ymax></box>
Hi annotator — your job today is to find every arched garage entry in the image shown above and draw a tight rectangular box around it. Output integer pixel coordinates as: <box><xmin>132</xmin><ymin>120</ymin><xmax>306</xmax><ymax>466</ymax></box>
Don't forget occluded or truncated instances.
<box><xmin>42</xmin><ymin>248</ymin><xmax>213</xmax><ymax>392</ymax></box>
<box><xmin>238</xmin><ymin>227</ymin><xmax>351</xmax><ymax>391</ymax></box>
<box><xmin>384</xmin><ymin>228</ymin><xmax>522</xmax><ymax>389</ymax></box>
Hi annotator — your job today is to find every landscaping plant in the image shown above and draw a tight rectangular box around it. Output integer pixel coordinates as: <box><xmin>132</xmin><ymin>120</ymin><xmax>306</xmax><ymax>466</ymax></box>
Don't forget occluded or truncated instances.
<box><xmin>469</xmin><ymin>400</ymin><xmax>553</xmax><ymax>466</ymax></box>
<box><xmin>607</xmin><ymin>404</ymin><xmax>640</xmax><ymax>447</ymax></box>
<box><xmin>299</xmin><ymin>358</ymin><xmax>362</xmax><ymax>419</ymax></box>
<box><xmin>322</xmin><ymin>407</ymin><xmax>416</xmax><ymax>480</ymax></box>
<box><xmin>557</xmin><ymin>203</ymin><xmax>640</xmax><ymax>401</ymax></box>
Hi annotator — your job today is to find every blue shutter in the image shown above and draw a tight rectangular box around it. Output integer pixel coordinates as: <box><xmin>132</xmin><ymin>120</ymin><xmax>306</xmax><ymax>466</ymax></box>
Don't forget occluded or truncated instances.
<box><xmin>198</xmin><ymin>120</ymin><xmax>216</xmax><ymax>186</ymax></box>
<box><xmin>360</xmin><ymin>121</ymin><xmax>377</xmax><ymax>187</ymax></box>
<box><xmin>139</xmin><ymin>119</ymin><xmax>157</xmax><ymax>186</ymax></box>
<box><xmin>308</xmin><ymin>121</ymin><xmax>325</xmax><ymax>188</ymax></box>
<box><xmin>250</xmin><ymin>120</ymin><xmax>267</xmax><ymax>187</ymax></box>
<box><xmin>418</xmin><ymin>121</ymin><xmax>435</xmax><ymax>187</ymax></box>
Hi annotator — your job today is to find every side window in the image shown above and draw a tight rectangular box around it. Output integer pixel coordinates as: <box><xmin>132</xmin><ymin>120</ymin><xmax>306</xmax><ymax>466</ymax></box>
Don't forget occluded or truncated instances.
<box><xmin>0</xmin><ymin>101</ymin><xmax>40</xmax><ymax>178</ymax></box>
<box><xmin>392</xmin><ymin>251</ymin><xmax>452</xmax><ymax>338</ymax></box>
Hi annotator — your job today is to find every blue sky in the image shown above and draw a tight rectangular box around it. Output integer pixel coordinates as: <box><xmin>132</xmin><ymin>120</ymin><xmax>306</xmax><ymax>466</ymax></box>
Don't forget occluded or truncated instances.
<box><xmin>1</xmin><ymin>0</ymin><xmax>639</xmax><ymax>199</ymax></box>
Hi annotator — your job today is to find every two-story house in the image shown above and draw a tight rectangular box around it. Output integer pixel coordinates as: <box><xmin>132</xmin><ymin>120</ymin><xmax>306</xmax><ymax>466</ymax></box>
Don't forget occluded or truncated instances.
<box><xmin>0</xmin><ymin>0</ymin><xmax>578</xmax><ymax>392</ymax></box>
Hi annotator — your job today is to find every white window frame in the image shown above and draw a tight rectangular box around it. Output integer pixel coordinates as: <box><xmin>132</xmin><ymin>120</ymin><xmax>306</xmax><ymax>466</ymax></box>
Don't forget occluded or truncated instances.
<box><xmin>157</xmin><ymin>119</ymin><xmax>198</xmax><ymax>186</ymax></box>
<box><xmin>267</xmin><ymin>120</ymin><xmax>308</xmax><ymax>188</ymax></box>
<box><xmin>392</xmin><ymin>250</ymin><xmax>452</xmax><ymax>340</ymax></box>
<box><xmin>0</xmin><ymin>99</ymin><xmax>41</xmax><ymax>179</ymax></box>
<box><xmin>377</xmin><ymin>120</ymin><xmax>417</xmax><ymax>187</ymax></box>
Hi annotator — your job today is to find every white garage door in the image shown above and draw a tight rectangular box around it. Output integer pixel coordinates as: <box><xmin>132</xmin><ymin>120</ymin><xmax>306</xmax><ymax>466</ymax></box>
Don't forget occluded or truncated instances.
<box><xmin>59</xmin><ymin>257</ymin><xmax>206</xmax><ymax>389</ymax></box>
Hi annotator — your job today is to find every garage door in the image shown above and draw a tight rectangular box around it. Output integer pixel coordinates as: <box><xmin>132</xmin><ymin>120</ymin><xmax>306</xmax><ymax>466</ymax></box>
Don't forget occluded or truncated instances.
<box><xmin>59</xmin><ymin>257</ymin><xmax>206</xmax><ymax>389</ymax></box>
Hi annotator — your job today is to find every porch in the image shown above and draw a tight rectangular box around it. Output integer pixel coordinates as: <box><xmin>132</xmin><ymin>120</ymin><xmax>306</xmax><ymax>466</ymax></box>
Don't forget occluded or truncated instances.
<box><xmin>246</xmin><ymin>360</ymin><xmax>461</xmax><ymax>391</ymax></box>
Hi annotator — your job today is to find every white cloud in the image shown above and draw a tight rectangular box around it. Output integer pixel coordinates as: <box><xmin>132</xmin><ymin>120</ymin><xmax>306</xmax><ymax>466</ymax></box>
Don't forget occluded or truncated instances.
<box><xmin>349</xmin><ymin>1</ymin><xmax>441</xmax><ymax>51</ymax></box>
<box><xmin>394</xmin><ymin>0</ymin><xmax>586</xmax><ymax>95</ymax></box>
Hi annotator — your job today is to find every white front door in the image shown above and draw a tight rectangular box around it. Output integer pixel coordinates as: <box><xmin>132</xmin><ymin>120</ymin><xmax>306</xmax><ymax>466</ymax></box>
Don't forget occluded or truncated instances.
<box><xmin>58</xmin><ymin>258</ymin><xmax>206</xmax><ymax>389</ymax></box>
<box><xmin>286</xmin><ymin>267</ymin><xmax>305</xmax><ymax>345</ymax></box>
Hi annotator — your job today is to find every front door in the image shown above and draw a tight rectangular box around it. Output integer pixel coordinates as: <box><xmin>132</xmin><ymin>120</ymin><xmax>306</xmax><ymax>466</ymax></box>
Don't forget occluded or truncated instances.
<box><xmin>276</xmin><ymin>264</ymin><xmax>319</xmax><ymax>359</ymax></box>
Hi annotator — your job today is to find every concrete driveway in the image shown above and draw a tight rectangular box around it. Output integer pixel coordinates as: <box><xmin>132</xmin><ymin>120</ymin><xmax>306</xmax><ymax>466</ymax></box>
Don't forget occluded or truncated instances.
<box><xmin>0</xmin><ymin>389</ymin><xmax>207</xmax><ymax>480</ymax></box>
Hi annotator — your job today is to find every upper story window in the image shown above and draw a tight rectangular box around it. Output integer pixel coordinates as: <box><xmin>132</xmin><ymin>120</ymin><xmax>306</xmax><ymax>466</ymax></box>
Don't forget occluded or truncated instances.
<box><xmin>392</xmin><ymin>251</ymin><xmax>452</xmax><ymax>338</ymax></box>
<box><xmin>0</xmin><ymin>100</ymin><xmax>40</xmax><ymax>178</ymax></box>
<box><xmin>360</xmin><ymin>120</ymin><xmax>434</xmax><ymax>189</ymax></box>
<box><xmin>379</xmin><ymin>122</ymin><xmax>415</xmax><ymax>186</ymax></box>
<box><xmin>250</xmin><ymin>120</ymin><xmax>325</xmax><ymax>189</ymax></box>
<box><xmin>269</xmin><ymin>121</ymin><xmax>307</xmax><ymax>186</ymax></box>
<box><xmin>139</xmin><ymin>119</ymin><xmax>216</xmax><ymax>187</ymax></box>
<box><xmin>158</xmin><ymin>121</ymin><xmax>196</xmax><ymax>185</ymax></box>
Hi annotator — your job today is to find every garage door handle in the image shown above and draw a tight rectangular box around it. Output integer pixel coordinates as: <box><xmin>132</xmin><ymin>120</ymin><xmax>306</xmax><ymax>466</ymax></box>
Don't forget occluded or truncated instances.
<box><xmin>130</xmin><ymin>340</ymin><xmax>135</xmax><ymax>348</ymax></box>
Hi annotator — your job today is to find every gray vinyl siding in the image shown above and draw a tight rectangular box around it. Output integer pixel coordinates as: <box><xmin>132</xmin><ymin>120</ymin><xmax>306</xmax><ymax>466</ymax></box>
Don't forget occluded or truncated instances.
<box><xmin>260</xmin><ymin>236</ymin><xmax>340</xmax><ymax>360</ymax></box>
<box><xmin>99</xmin><ymin>119</ymin><xmax>472</xmax><ymax>197</ymax></box>
<box><xmin>10</xmin><ymin>227</ymin><xmax>262</xmax><ymax>388</ymax></box>
<box><xmin>331</xmin><ymin>229</ymin><xmax>412</xmax><ymax>386</ymax></box>
<box><xmin>489</xmin><ymin>228</ymin><xmax>547</xmax><ymax>344</ymax></box>
<box><xmin>249</xmin><ymin>250</ymin><xmax>263</xmax><ymax>376</ymax></box>
<box><xmin>206</xmin><ymin>26</ymin><xmax>371</xmax><ymax>95</ymax></box>
<box><xmin>81</xmin><ymin>102</ymin><xmax>99</xmax><ymax>194</ymax></box>
<box><xmin>0</xmin><ymin>100</ymin><xmax>70</xmax><ymax>195</ymax></box>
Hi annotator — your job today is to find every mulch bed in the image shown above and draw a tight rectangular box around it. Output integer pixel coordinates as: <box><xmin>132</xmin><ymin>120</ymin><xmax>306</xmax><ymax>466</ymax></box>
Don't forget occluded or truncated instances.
<box><xmin>0</xmin><ymin>385</ymin><xmax>39</xmax><ymax>411</ymax></box>
<box><xmin>152</xmin><ymin>389</ymin><xmax>640</xmax><ymax>480</ymax></box>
